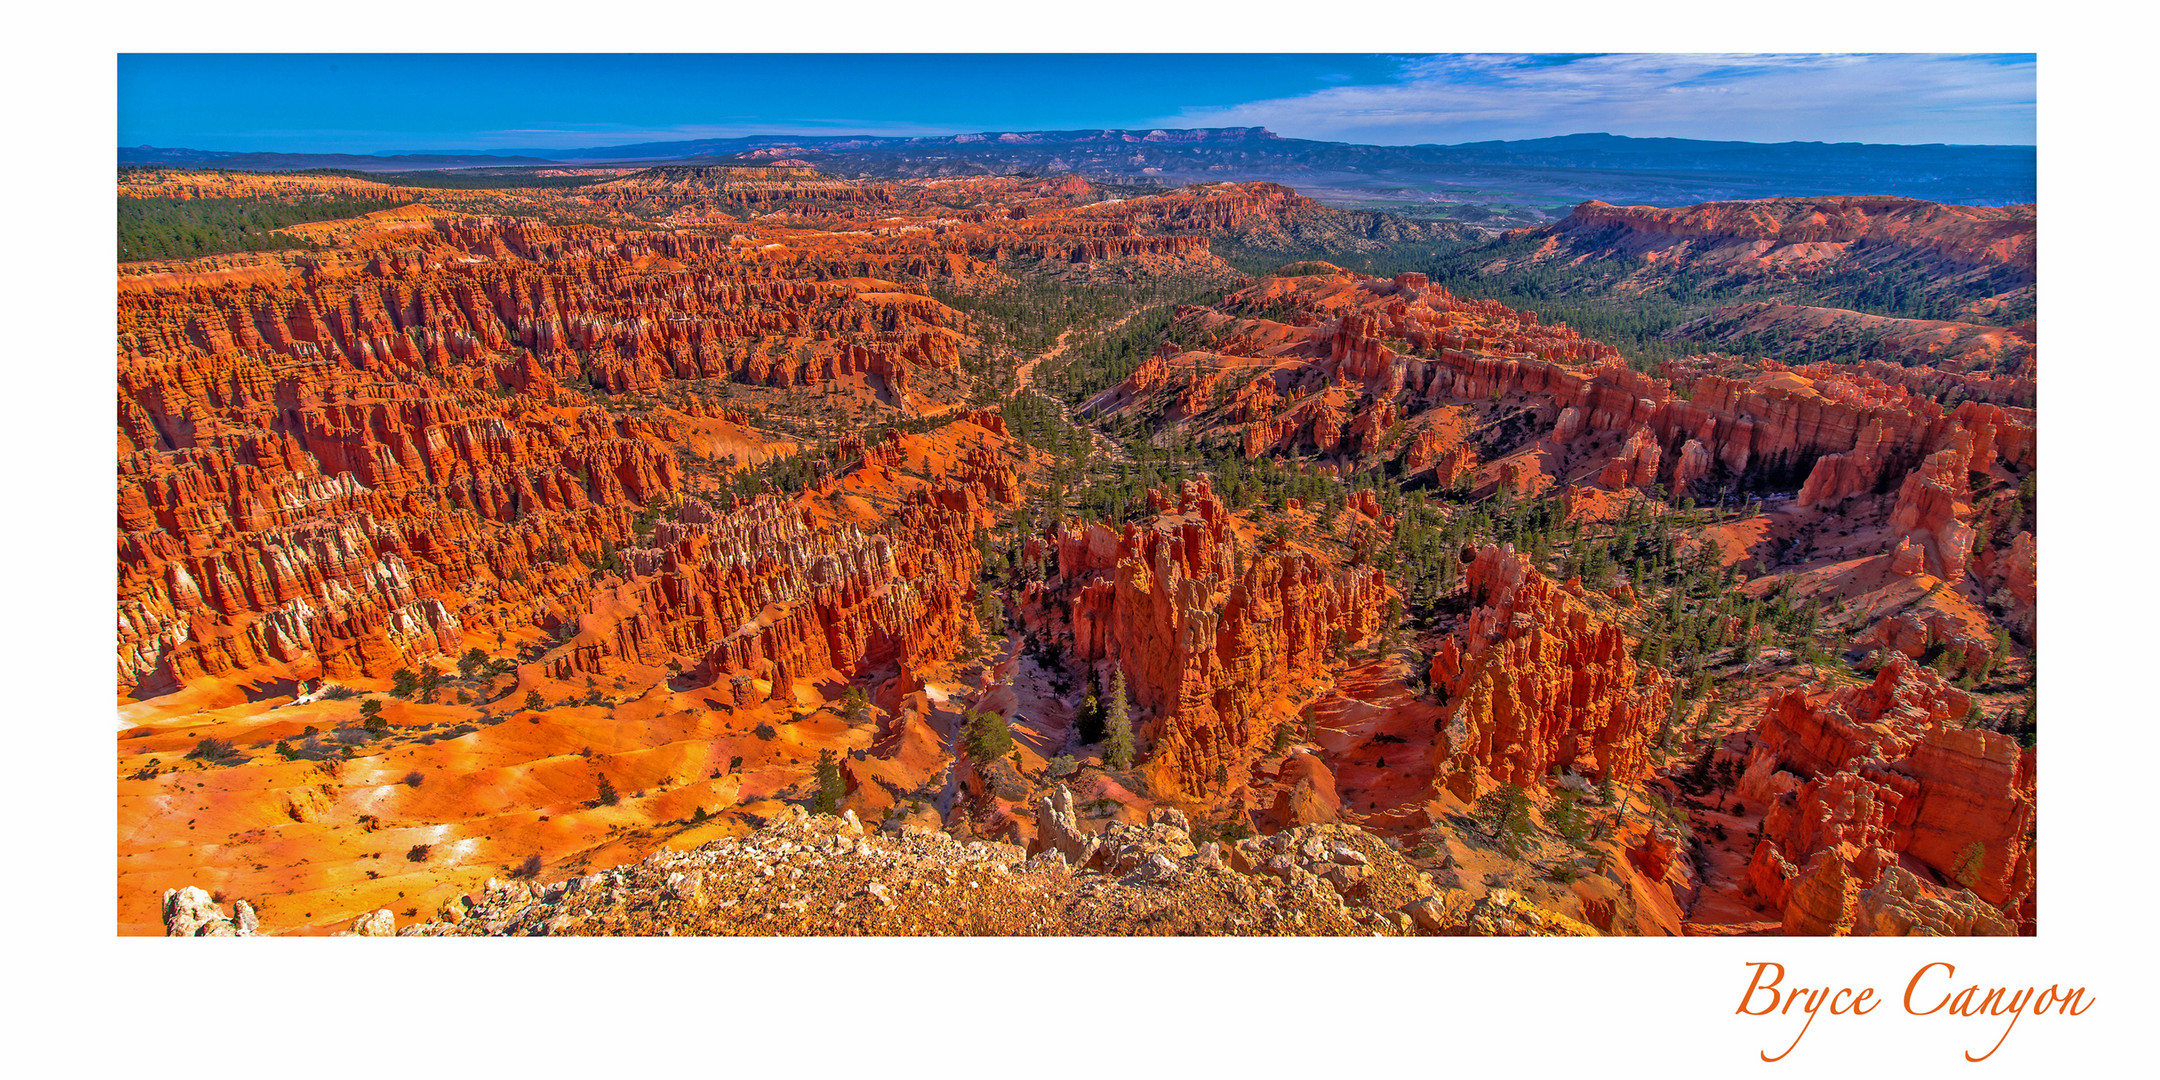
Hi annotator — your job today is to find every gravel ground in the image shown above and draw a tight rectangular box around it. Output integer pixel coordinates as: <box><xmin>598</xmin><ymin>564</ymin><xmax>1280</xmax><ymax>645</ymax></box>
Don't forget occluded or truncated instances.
<box><xmin>349</xmin><ymin>799</ymin><xmax>1595</xmax><ymax>938</ymax></box>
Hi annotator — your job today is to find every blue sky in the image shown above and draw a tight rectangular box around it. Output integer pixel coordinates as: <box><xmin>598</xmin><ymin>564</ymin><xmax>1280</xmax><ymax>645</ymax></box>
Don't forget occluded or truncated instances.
<box><xmin>119</xmin><ymin>53</ymin><xmax>2035</xmax><ymax>152</ymax></box>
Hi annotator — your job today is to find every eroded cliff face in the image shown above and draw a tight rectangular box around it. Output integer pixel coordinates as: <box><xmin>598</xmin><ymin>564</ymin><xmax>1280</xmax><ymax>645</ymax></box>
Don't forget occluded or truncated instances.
<box><xmin>1109</xmin><ymin>269</ymin><xmax>2035</xmax><ymax>487</ymax></box>
<box><xmin>1676</xmin><ymin>303</ymin><xmax>2036</xmax><ymax>382</ymax></box>
<box><xmin>115</xmin><ymin>223</ymin><xmax>974</xmax><ymax>694</ymax></box>
<box><xmin>536</xmin><ymin>463</ymin><xmax>1004</xmax><ymax>702</ymax></box>
<box><xmin>116</xmin><ymin>168</ymin><xmax>2039</xmax><ymax>940</ymax></box>
<box><xmin>1552</xmin><ymin>197</ymin><xmax>2035</xmax><ymax>275</ymax></box>
<box><xmin>115</xmin><ymin>168</ymin><xmax>1332</xmax><ymax>698</ymax></box>
<box><xmin>1429</xmin><ymin>546</ymin><xmax>1674</xmax><ymax>797</ymax></box>
<box><xmin>1047</xmin><ymin>477</ymin><xmax>1387</xmax><ymax>801</ymax></box>
<box><xmin>1741</xmin><ymin>659</ymin><xmax>2034</xmax><ymax>932</ymax></box>
<box><xmin>117</xmin><ymin>375</ymin><xmax>680</xmax><ymax>690</ymax></box>
<box><xmin>1087</xmin><ymin>264</ymin><xmax>2034</xmax><ymax>605</ymax></box>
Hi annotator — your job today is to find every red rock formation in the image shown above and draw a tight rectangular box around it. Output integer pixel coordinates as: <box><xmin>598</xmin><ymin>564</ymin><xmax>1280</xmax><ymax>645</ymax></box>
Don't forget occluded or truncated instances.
<box><xmin>1089</xmin><ymin>265</ymin><xmax>2032</xmax><ymax>540</ymax></box>
<box><xmin>116</xmin><ymin>167</ymin><xmax>2041</xmax><ymax>941</ymax></box>
<box><xmin>1850</xmin><ymin>611</ymin><xmax>1994</xmax><ymax>676</ymax></box>
<box><xmin>1743</xmin><ymin>659</ymin><xmax>2034</xmax><ymax>925</ymax></box>
<box><xmin>1670</xmin><ymin>439</ymin><xmax>1713</xmax><ymax>497</ymax></box>
<box><xmin>1048</xmin><ymin>477</ymin><xmax>1386</xmax><ymax>801</ymax></box>
<box><xmin>1264</xmin><ymin>751</ymin><xmax>1345</xmax><ymax>830</ymax></box>
<box><xmin>1599</xmin><ymin>426</ymin><xmax>1663</xmax><ymax>490</ymax></box>
<box><xmin>1401</xmin><ymin>420</ymin><xmax>1477</xmax><ymax>485</ymax></box>
<box><xmin>1887</xmin><ymin>434</ymin><xmax>1977</xmax><ymax>580</ymax></box>
<box><xmin>535</xmin><ymin>482</ymin><xmax>994</xmax><ymax>697</ymax></box>
<box><xmin>1679</xmin><ymin>303</ymin><xmax>2036</xmax><ymax>381</ymax></box>
<box><xmin>1427</xmin><ymin>546</ymin><xmax>1674</xmax><ymax>797</ymax></box>
<box><xmin>118</xmin><ymin>168</ymin><xmax>1285</xmax><ymax>697</ymax></box>
<box><xmin>1899</xmin><ymin>727</ymin><xmax>2036</xmax><ymax>907</ymax></box>
<box><xmin>1974</xmin><ymin>530</ymin><xmax>2037</xmax><ymax>641</ymax></box>
<box><xmin>114</xmin><ymin>361</ymin><xmax>682</xmax><ymax>688</ymax></box>
<box><xmin>1757</xmin><ymin>841</ymin><xmax>2017</xmax><ymax>937</ymax></box>
<box><xmin>1754</xmin><ymin>659</ymin><xmax>1971</xmax><ymax>777</ymax></box>
<box><xmin>1550</xmin><ymin>197</ymin><xmax>2034</xmax><ymax>278</ymax></box>
<box><xmin>1850</xmin><ymin>861</ymin><xmax>2017</xmax><ymax>936</ymax></box>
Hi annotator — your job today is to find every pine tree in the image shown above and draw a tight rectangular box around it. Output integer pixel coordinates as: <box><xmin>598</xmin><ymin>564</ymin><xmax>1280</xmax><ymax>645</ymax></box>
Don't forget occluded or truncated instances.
<box><xmin>523</xmin><ymin>689</ymin><xmax>544</xmax><ymax>712</ymax></box>
<box><xmin>837</xmin><ymin>687</ymin><xmax>870</xmax><ymax>724</ymax></box>
<box><xmin>812</xmin><ymin>749</ymin><xmax>845</xmax><ymax>815</ymax></box>
<box><xmin>1104</xmin><ymin>668</ymin><xmax>1135</xmax><ymax>771</ymax></box>
<box><xmin>1549</xmin><ymin>793</ymin><xmax>1592</xmax><ymax>844</ymax></box>
<box><xmin>962</xmin><ymin>710</ymin><xmax>1014</xmax><ymax>762</ymax></box>
<box><xmin>1475</xmin><ymin>783</ymin><xmax>1536</xmax><ymax>858</ymax></box>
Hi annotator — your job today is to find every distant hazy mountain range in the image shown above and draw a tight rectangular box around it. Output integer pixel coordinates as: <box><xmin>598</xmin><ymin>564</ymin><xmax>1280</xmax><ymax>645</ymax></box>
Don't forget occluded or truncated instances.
<box><xmin>119</xmin><ymin>128</ymin><xmax>2035</xmax><ymax>220</ymax></box>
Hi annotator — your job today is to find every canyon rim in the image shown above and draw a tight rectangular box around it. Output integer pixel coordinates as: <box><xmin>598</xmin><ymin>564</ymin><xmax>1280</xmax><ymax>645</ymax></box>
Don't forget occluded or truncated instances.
<box><xmin>115</xmin><ymin>52</ymin><xmax>2040</xmax><ymax>944</ymax></box>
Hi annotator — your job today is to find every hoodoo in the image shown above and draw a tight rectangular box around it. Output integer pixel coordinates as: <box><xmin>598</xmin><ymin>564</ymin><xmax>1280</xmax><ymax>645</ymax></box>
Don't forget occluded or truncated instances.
<box><xmin>117</xmin><ymin>161</ymin><xmax>2037</xmax><ymax>940</ymax></box>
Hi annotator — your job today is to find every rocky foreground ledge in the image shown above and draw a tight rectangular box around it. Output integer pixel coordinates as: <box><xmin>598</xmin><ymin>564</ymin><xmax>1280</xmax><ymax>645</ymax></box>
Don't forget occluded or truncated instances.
<box><xmin>161</xmin><ymin>786</ymin><xmax>1592</xmax><ymax>937</ymax></box>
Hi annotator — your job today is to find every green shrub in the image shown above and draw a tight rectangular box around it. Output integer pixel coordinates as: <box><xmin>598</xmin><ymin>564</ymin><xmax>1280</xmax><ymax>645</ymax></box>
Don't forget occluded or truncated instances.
<box><xmin>185</xmin><ymin>737</ymin><xmax>240</xmax><ymax>763</ymax></box>
<box><xmin>117</xmin><ymin>192</ymin><xmax>410</xmax><ymax>261</ymax></box>
<box><xmin>1103</xmin><ymin>670</ymin><xmax>1135</xmax><ymax>771</ymax></box>
<box><xmin>812</xmin><ymin>749</ymin><xmax>845</xmax><ymax>815</ymax></box>
<box><xmin>1075</xmin><ymin>691</ymin><xmax>1105</xmax><ymax>745</ymax></box>
<box><xmin>1475</xmin><ymin>783</ymin><xmax>1537</xmax><ymax>858</ymax></box>
<box><xmin>839</xmin><ymin>687</ymin><xmax>870</xmax><ymax>723</ymax></box>
<box><xmin>1548</xmin><ymin>794</ymin><xmax>1592</xmax><ymax>844</ymax></box>
<box><xmin>961</xmin><ymin>710</ymin><xmax>1014</xmax><ymax>762</ymax></box>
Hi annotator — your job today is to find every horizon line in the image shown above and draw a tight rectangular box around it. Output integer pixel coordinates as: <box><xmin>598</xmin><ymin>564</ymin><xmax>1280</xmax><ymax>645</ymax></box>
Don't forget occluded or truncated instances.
<box><xmin>118</xmin><ymin>126</ymin><xmax>2042</xmax><ymax>158</ymax></box>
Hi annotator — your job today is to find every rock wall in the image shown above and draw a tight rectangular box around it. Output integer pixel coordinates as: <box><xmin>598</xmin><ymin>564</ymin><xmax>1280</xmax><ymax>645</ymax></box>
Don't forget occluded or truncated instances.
<box><xmin>1428</xmin><ymin>545</ymin><xmax>1674</xmax><ymax>796</ymax></box>
<box><xmin>1100</xmin><ymin>268</ymin><xmax>2033</xmax><ymax>536</ymax></box>
<box><xmin>1743</xmin><ymin>659</ymin><xmax>2034</xmax><ymax>926</ymax></box>
<box><xmin>1552</xmin><ymin>197</ymin><xmax>2035</xmax><ymax>276</ymax></box>
<box><xmin>1050</xmin><ymin>477</ymin><xmax>1387</xmax><ymax>800</ymax></box>
<box><xmin>118</xmin><ymin>171</ymin><xmax>1136</xmax><ymax>696</ymax></box>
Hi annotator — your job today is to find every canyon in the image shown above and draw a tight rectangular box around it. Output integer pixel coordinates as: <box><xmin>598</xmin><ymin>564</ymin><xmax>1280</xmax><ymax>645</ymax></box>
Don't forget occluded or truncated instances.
<box><xmin>119</xmin><ymin>166</ymin><xmax>2037</xmax><ymax>937</ymax></box>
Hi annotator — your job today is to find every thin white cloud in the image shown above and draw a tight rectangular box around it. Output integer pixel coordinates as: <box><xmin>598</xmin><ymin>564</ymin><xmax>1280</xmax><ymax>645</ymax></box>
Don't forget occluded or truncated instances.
<box><xmin>1158</xmin><ymin>54</ymin><xmax>2034</xmax><ymax>145</ymax></box>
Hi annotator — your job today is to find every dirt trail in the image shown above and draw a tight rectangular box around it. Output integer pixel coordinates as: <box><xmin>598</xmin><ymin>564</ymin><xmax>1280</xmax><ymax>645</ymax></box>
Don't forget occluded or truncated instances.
<box><xmin>1008</xmin><ymin>329</ymin><xmax>1072</xmax><ymax>400</ymax></box>
<box><xmin>1005</xmin><ymin>308</ymin><xmax>1161</xmax><ymax>466</ymax></box>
